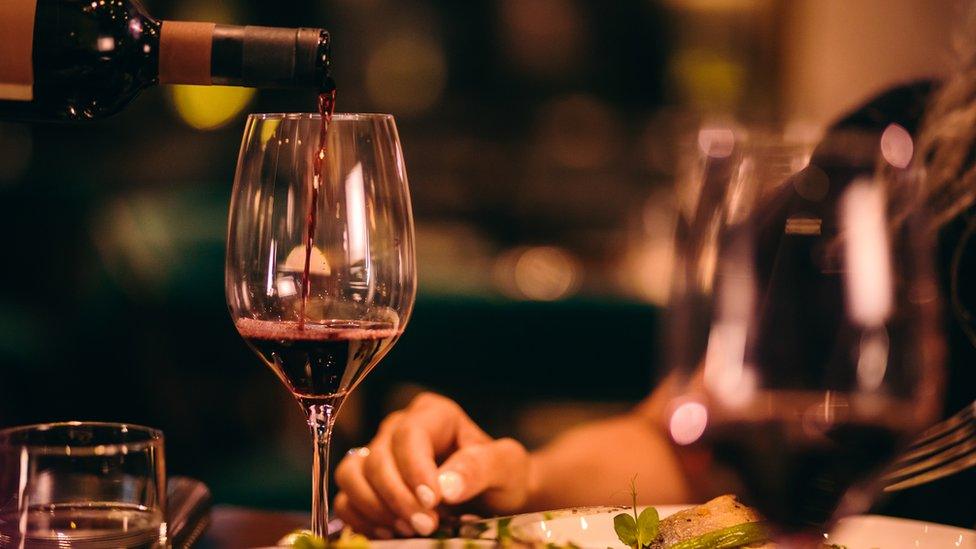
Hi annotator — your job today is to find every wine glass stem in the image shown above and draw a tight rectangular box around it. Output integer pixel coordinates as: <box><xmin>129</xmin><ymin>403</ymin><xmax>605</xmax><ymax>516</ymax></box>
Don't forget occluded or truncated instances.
<box><xmin>307</xmin><ymin>402</ymin><xmax>337</xmax><ymax>539</ymax></box>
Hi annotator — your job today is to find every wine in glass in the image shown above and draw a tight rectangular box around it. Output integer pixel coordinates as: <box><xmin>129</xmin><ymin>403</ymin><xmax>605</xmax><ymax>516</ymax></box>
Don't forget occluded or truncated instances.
<box><xmin>225</xmin><ymin>112</ymin><xmax>415</xmax><ymax>537</ymax></box>
<box><xmin>665</xmin><ymin>128</ymin><xmax>943</xmax><ymax>546</ymax></box>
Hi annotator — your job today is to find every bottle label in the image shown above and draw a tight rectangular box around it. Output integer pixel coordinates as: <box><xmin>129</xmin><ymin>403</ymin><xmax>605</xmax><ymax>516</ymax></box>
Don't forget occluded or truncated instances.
<box><xmin>0</xmin><ymin>0</ymin><xmax>37</xmax><ymax>101</ymax></box>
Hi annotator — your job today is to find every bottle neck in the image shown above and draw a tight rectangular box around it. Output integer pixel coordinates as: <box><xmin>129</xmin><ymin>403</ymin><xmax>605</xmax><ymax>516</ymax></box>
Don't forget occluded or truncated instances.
<box><xmin>158</xmin><ymin>22</ymin><xmax>331</xmax><ymax>90</ymax></box>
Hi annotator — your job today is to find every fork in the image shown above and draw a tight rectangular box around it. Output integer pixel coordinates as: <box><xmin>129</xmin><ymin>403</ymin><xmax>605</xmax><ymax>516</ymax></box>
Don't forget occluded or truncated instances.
<box><xmin>883</xmin><ymin>400</ymin><xmax>976</xmax><ymax>491</ymax></box>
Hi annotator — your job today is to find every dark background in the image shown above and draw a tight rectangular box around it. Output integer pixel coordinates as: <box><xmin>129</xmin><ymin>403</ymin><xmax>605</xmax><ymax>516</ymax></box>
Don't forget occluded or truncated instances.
<box><xmin>0</xmin><ymin>0</ymin><xmax>968</xmax><ymax>523</ymax></box>
<box><xmin>0</xmin><ymin>0</ymin><xmax>688</xmax><ymax>508</ymax></box>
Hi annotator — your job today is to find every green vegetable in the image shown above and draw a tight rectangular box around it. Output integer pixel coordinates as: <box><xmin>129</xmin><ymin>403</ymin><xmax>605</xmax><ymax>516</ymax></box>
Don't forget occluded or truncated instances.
<box><xmin>612</xmin><ymin>476</ymin><xmax>660</xmax><ymax>549</ymax></box>
<box><xmin>290</xmin><ymin>533</ymin><xmax>326</xmax><ymax>549</ymax></box>
<box><xmin>666</xmin><ymin>521</ymin><xmax>768</xmax><ymax>549</ymax></box>
<box><xmin>282</xmin><ymin>528</ymin><xmax>370</xmax><ymax>549</ymax></box>
<box><xmin>496</xmin><ymin>516</ymin><xmax>514</xmax><ymax>544</ymax></box>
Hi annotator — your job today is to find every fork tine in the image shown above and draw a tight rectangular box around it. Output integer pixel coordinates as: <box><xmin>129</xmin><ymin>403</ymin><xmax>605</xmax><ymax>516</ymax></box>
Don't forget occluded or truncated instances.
<box><xmin>896</xmin><ymin>419</ymin><xmax>975</xmax><ymax>463</ymax></box>
<box><xmin>905</xmin><ymin>402</ymin><xmax>974</xmax><ymax>450</ymax></box>
<box><xmin>883</xmin><ymin>436</ymin><xmax>976</xmax><ymax>489</ymax></box>
<box><xmin>881</xmin><ymin>401</ymin><xmax>976</xmax><ymax>492</ymax></box>
<box><xmin>884</xmin><ymin>448</ymin><xmax>976</xmax><ymax>491</ymax></box>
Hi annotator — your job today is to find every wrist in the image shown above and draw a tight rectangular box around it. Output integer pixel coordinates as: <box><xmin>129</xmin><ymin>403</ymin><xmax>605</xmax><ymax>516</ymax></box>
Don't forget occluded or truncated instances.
<box><xmin>522</xmin><ymin>451</ymin><xmax>546</xmax><ymax>512</ymax></box>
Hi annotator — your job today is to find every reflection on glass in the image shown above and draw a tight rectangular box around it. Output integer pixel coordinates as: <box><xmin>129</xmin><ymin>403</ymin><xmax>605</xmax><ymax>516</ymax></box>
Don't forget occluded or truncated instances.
<box><xmin>666</xmin><ymin>128</ymin><xmax>943</xmax><ymax>546</ymax></box>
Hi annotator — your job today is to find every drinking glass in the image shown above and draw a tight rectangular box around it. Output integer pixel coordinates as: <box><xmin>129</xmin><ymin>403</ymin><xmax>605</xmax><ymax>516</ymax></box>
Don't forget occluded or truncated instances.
<box><xmin>665</xmin><ymin>127</ymin><xmax>944</xmax><ymax>546</ymax></box>
<box><xmin>225</xmin><ymin>113</ymin><xmax>416</xmax><ymax>537</ymax></box>
<box><xmin>0</xmin><ymin>421</ymin><xmax>167</xmax><ymax>548</ymax></box>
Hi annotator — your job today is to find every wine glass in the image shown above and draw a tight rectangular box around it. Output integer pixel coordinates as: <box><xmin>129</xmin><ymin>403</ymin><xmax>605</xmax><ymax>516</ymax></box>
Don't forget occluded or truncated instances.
<box><xmin>225</xmin><ymin>113</ymin><xmax>416</xmax><ymax>537</ymax></box>
<box><xmin>665</xmin><ymin>127</ymin><xmax>943</xmax><ymax>547</ymax></box>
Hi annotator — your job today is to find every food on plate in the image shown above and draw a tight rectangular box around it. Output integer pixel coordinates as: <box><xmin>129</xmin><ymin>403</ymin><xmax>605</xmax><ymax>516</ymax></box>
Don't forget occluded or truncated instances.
<box><xmin>652</xmin><ymin>495</ymin><xmax>770</xmax><ymax>548</ymax></box>
<box><xmin>280</xmin><ymin>528</ymin><xmax>369</xmax><ymax>549</ymax></box>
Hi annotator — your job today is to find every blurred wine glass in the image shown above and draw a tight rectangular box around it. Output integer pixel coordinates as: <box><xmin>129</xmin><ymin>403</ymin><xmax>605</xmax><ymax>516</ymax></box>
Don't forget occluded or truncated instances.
<box><xmin>225</xmin><ymin>113</ymin><xmax>416</xmax><ymax>537</ymax></box>
<box><xmin>665</xmin><ymin>127</ymin><xmax>944</xmax><ymax>546</ymax></box>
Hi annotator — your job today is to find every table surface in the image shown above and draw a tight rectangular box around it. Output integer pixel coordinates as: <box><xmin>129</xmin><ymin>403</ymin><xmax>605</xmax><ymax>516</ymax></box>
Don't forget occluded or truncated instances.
<box><xmin>197</xmin><ymin>506</ymin><xmax>308</xmax><ymax>549</ymax></box>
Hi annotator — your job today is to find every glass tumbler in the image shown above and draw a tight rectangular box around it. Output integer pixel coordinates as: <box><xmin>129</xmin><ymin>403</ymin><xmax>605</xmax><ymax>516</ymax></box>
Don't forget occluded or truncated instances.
<box><xmin>0</xmin><ymin>422</ymin><xmax>167</xmax><ymax>548</ymax></box>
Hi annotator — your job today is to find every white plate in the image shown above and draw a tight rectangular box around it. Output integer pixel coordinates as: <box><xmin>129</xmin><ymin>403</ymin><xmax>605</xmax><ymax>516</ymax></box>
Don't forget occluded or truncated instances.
<box><xmin>826</xmin><ymin>515</ymin><xmax>975</xmax><ymax>549</ymax></box>
<box><xmin>265</xmin><ymin>506</ymin><xmax>976</xmax><ymax>548</ymax></box>
<box><xmin>457</xmin><ymin>505</ymin><xmax>976</xmax><ymax>549</ymax></box>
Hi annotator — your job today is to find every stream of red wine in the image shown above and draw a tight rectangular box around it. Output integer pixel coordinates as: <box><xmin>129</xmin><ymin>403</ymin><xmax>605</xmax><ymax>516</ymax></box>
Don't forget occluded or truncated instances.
<box><xmin>299</xmin><ymin>88</ymin><xmax>337</xmax><ymax>330</ymax></box>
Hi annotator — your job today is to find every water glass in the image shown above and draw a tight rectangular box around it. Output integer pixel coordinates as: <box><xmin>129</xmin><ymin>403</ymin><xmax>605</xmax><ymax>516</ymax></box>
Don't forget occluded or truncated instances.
<box><xmin>0</xmin><ymin>422</ymin><xmax>167</xmax><ymax>548</ymax></box>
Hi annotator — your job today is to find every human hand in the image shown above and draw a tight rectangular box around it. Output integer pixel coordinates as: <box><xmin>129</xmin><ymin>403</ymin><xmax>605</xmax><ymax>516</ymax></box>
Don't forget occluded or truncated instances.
<box><xmin>333</xmin><ymin>393</ymin><xmax>532</xmax><ymax>538</ymax></box>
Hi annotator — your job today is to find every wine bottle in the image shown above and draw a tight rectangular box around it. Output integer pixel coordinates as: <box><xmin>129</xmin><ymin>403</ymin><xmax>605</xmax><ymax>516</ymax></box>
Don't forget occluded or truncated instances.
<box><xmin>0</xmin><ymin>0</ymin><xmax>333</xmax><ymax>122</ymax></box>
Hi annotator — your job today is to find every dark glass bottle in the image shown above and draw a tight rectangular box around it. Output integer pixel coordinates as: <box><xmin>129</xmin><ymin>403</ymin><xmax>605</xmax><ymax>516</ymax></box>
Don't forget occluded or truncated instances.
<box><xmin>0</xmin><ymin>0</ymin><xmax>332</xmax><ymax>122</ymax></box>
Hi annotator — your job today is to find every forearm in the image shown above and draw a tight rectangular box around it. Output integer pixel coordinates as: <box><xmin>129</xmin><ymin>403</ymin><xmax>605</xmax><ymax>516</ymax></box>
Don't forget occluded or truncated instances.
<box><xmin>523</xmin><ymin>412</ymin><xmax>693</xmax><ymax>511</ymax></box>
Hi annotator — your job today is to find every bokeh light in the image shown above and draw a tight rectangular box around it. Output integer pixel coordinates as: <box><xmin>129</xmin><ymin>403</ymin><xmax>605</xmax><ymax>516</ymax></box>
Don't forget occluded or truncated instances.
<box><xmin>670</xmin><ymin>49</ymin><xmax>745</xmax><ymax>113</ymax></box>
<box><xmin>669</xmin><ymin>400</ymin><xmax>709</xmax><ymax>446</ymax></box>
<box><xmin>618</xmin><ymin>192</ymin><xmax>675</xmax><ymax>305</ymax></box>
<box><xmin>170</xmin><ymin>85</ymin><xmax>256</xmax><ymax>131</ymax></box>
<box><xmin>536</xmin><ymin>94</ymin><xmax>622</xmax><ymax>169</ymax></box>
<box><xmin>857</xmin><ymin>328</ymin><xmax>890</xmax><ymax>392</ymax></box>
<box><xmin>365</xmin><ymin>34</ymin><xmax>447</xmax><ymax>116</ymax></box>
<box><xmin>696</xmin><ymin>127</ymin><xmax>735</xmax><ymax>158</ymax></box>
<box><xmin>494</xmin><ymin>246</ymin><xmax>582</xmax><ymax>301</ymax></box>
<box><xmin>880</xmin><ymin>123</ymin><xmax>913</xmax><ymax>169</ymax></box>
<box><xmin>498</xmin><ymin>0</ymin><xmax>586</xmax><ymax>78</ymax></box>
<box><xmin>793</xmin><ymin>164</ymin><xmax>829</xmax><ymax>202</ymax></box>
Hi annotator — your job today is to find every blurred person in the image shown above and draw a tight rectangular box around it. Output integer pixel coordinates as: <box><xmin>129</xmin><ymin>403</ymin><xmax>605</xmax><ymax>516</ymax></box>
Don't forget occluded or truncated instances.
<box><xmin>334</xmin><ymin>40</ymin><xmax>976</xmax><ymax>545</ymax></box>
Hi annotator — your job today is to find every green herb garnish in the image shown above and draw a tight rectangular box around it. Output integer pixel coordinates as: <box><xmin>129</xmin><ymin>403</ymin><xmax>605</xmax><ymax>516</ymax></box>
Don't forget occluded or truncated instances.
<box><xmin>666</xmin><ymin>521</ymin><xmax>767</xmax><ymax>549</ymax></box>
<box><xmin>613</xmin><ymin>477</ymin><xmax>660</xmax><ymax>549</ymax></box>
<box><xmin>496</xmin><ymin>516</ymin><xmax>514</xmax><ymax>545</ymax></box>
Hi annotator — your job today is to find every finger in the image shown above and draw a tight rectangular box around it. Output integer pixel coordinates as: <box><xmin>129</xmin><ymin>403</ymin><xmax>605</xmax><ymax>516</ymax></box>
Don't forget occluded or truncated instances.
<box><xmin>391</xmin><ymin>422</ymin><xmax>440</xmax><ymax>509</ymax></box>
<box><xmin>333</xmin><ymin>492</ymin><xmax>376</xmax><ymax>537</ymax></box>
<box><xmin>407</xmin><ymin>393</ymin><xmax>492</xmax><ymax>452</ymax></box>
<box><xmin>392</xmin><ymin>394</ymin><xmax>492</xmax><ymax>509</ymax></box>
<box><xmin>369</xmin><ymin>410</ymin><xmax>405</xmax><ymax>446</ymax></box>
<box><xmin>334</xmin><ymin>452</ymin><xmax>399</xmax><ymax>525</ymax></box>
<box><xmin>362</xmin><ymin>444</ymin><xmax>439</xmax><ymax>536</ymax></box>
<box><xmin>437</xmin><ymin>438</ymin><xmax>529</xmax><ymax>512</ymax></box>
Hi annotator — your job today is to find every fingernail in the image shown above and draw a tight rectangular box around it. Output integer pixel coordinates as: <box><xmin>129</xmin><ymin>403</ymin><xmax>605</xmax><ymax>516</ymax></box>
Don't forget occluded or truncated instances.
<box><xmin>410</xmin><ymin>512</ymin><xmax>436</xmax><ymax>536</ymax></box>
<box><xmin>415</xmin><ymin>483</ymin><xmax>436</xmax><ymax>509</ymax></box>
<box><xmin>373</xmin><ymin>527</ymin><xmax>393</xmax><ymax>540</ymax></box>
<box><xmin>438</xmin><ymin>470</ymin><xmax>464</xmax><ymax>502</ymax></box>
<box><xmin>394</xmin><ymin>519</ymin><xmax>414</xmax><ymax>537</ymax></box>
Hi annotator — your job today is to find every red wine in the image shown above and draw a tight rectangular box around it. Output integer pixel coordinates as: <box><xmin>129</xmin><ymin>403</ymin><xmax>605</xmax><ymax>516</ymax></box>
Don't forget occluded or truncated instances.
<box><xmin>236</xmin><ymin>318</ymin><xmax>399</xmax><ymax>405</ymax></box>
<box><xmin>699</xmin><ymin>420</ymin><xmax>901</xmax><ymax>531</ymax></box>
<box><xmin>298</xmin><ymin>88</ymin><xmax>337</xmax><ymax>329</ymax></box>
<box><xmin>0</xmin><ymin>0</ymin><xmax>332</xmax><ymax>121</ymax></box>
